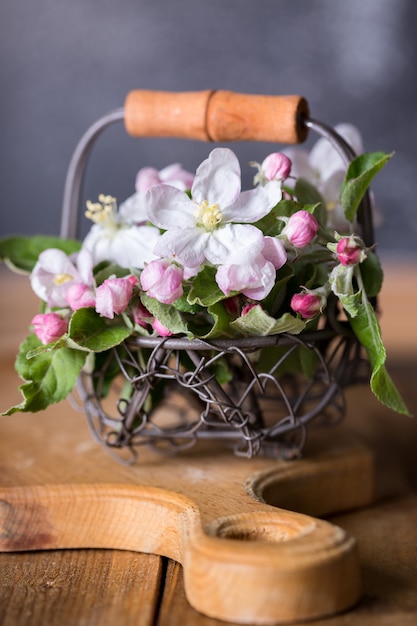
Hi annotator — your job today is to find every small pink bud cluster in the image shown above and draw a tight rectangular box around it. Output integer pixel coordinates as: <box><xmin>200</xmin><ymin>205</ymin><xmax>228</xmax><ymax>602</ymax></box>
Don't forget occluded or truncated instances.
<box><xmin>31</xmin><ymin>313</ymin><xmax>68</xmax><ymax>345</ymax></box>
<box><xmin>290</xmin><ymin>291</ymin><xmax>327</xmax><ymax>319</ymax></box>
<box><xmin>136</xmin><ymin>164</ymin><xmax>194</xmax><ymax>193</ymax></box>
<box><xmin>95</xmin><ymin>276</ymin><xmax>137</xmax><ymax>319</ymax></box>
<box><xmin>283</xmin><ymin>211</ymin><xmax>319</xmax><ymax>248</ymax></box>
<box><xmin>261</xmin><ymin>152</ymin><xmax>292</xmax><ymax>182</ymax></box>
<box><xmin>336</xmin><ymin>237</ymin><xmax>365</xmax><ymax>266</ymax></box>
<box><xmin>140</xmin><ymin>259</ymin><xmax>183</xmax><ymax>304</ymax></box>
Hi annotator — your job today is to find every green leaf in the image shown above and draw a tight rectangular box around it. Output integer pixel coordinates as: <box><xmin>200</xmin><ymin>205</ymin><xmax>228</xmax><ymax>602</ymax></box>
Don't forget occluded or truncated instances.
<box><xmin>68</xmin><ymin>307</ymin><xmax>132</xmax><ymax>351</ymax></box>
<box><xmin>360</xmin><ymin>251</ymin><xmax>383</xmax><ymax>298</ymax></box>
<box><xmin>187</xmin><ymin>266</ymin><xmax>228</xmax><ymax>307</ymax></box>
<box><xmin>203</xmin><ymin>302</ymin><xmax>232</xmax><ymax>339</ymax></box>
<box><xmin>2</xmin><ymin>333</ymin><xmax>87</xmax><ymax>414</ymax></box>
<box><xmin>349</xmin><ymin>300</ymin><xmax>410</xmax><ymax>415</ymax></box>
<box><xmin>0</xmin><ymin>235</ymin><xmax>81</xmax><ymax>273</ymax></box>
<box><xmin>262</xmin><ymin>263</ymin><xmax>294</xmax><ymax>315</ymax></box>
<box><xmin>140</xmin><ymin>294</ymin><xmax>191</xmax><ymax>337</ymax></box>
<box><xmin>341</xmin><ymin>152</ymin><xmax>393</xmax><ymax>222</ymax></box>
<box><xmin>294</xmin><ymin>178</ymin><xmax>325</xmax><ymax>206</ymax></box>
<box><xmin>230</xmin><ymin>307</ymin><xmax>305</xmax><ymax>337</ymax></box>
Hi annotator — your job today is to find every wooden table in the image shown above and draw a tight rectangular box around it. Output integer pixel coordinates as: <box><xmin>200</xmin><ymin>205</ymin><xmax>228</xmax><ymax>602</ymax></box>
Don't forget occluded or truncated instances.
<box><xmin>0</xmin><ymin>263</ymin><xmax>416</xmax><ymax>625</ymax></box>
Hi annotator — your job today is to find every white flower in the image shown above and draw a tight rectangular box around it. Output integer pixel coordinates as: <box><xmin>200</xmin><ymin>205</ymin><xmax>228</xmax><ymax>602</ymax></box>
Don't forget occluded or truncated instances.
<box><xmin>118</xmin><ymin>163</ymin><xmax>194</xmax><ymax>225</ymax></box>
<box><xmin>284</xmin><ymin>124</ymin><xmax>364</xmax><ymax>230</ymax></box>
<box><xmin>145</xmin><ymin>148</ymin><xmax>282</xmax><ymax>268</ymax></box>
<box><xmin>30</xmin><ymin>247</ymin><xmax>94</xmax><ymax>308</ymax></box>
<box><xmin>82</xmin><ymin>194</ymin><xmax>160</xmax><ymax>269</ymax></box>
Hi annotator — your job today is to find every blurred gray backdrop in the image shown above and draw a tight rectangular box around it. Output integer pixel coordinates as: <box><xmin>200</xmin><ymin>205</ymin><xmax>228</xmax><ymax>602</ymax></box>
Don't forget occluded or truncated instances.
<box><xmin>1</xmin><ymin>0</ymin><xmax>416</xmax><ymax>260</ymax></box>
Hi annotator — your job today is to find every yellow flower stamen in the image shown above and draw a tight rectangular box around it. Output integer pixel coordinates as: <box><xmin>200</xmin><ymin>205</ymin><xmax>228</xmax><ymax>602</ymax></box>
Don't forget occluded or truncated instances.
<box><xmin>196</xmin><ymin>201</ymin><xmax>222</xmax><ymax>232</ymax></box>
<box><xmin>85</xmin><ymin>195</ymin><xmax>118</xmax><ymax>228</ymax></box>
<box><xmin>53</xmin><ymin>273</ymin><xmax>73</xmax><ymax>285</ymax></box>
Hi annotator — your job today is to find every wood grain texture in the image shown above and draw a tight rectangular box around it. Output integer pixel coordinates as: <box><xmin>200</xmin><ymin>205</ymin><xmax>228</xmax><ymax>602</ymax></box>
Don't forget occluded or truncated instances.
<box><xmin>1</xmin><ymin>265</ymin><xmax>416</xmax><ymax>625</ymax></box>
<box><xmin>0</xmin><ymin>550</ymin><xmax>164</xmax><ymax>626</ymax></box>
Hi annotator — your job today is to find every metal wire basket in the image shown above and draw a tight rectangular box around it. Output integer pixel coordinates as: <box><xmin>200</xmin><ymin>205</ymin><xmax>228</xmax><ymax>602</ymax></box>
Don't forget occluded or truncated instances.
<box><xmin>62</xmin><ymin>90</ymin><xmax>373</xmax><ymax>460</ymax></box>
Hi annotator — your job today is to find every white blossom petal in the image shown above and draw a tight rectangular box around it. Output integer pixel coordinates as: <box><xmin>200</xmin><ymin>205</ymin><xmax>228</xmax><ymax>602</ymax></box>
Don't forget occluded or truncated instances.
<box><xmin>222</xmin><ymin>181</ymin><xmax>282</xmax><ymax>223</ymax></box>
<box><xmin>191</xmin><ymin>148</ymin><xmax>241</xmax><ymax>207</ymax></box>
<box><xmin>154</xmin><ymin>228</ymin><xmax>210</xmax><ymax>267</ymax></box>
<box><xmin>204</xmin><ymin>224</ymin><xmax>264</xmax><ymax>265</ymax></box>
<box><xmin>310</xmin><ymin>123</ymin><xmax>364</xmax><ymax>179</ymax></box>
<box><xmin>118</xmin><ymin>192</ymin><xmax>148</xmax><ymax>224</ymax></box>
<box><xmin>145</xmin><ymin>185</ymin><xmax>196</xmax><ymax>229</ymax></box>
<box><xmin>281</xmin><ymin>149</ymin><xmax>317</xmax><ymax>185</ymax></box>
<box><xmin>83</xmin><ymin>224</ymin><xmax>160</xmax><ymax>269</ymax></box>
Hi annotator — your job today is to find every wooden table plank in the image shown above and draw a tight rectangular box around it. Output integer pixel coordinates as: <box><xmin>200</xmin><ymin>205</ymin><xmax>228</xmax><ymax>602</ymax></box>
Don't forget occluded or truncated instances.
<box><xmin>0</xmin><ymin>264</ymin><xmax>416</xmax><ymax>625</ymax></box>
<box><xmin>0</xmin><ymin>550</ymin><xmax>164</xmax><ymax>626</ymax></box>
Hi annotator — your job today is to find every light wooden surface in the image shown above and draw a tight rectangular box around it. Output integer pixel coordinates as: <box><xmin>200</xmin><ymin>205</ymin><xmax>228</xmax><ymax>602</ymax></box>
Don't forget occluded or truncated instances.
<box><xmin>0</xmin><ymin>262</ymin><xmax>417</xmax><ymax>625</ymax></box>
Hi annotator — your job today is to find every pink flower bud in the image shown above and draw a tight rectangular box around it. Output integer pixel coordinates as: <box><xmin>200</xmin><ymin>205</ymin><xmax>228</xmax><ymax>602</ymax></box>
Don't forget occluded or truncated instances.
<box><xmin>140</xmin><ymin>259</ymin><xmax>183</xmax><ymax>304</ymax></box>
<box><xmin>136</xmin><ymin>164</ymin><xmax>194</xmax><ymax>193</ymax></box>
<box><xmin>131</xmin><ymin>301</ymin><xmax>153</xmax><ymax>329</ymax></box>
<box><xmin>31</xmin><ymin>313</ymin><xmax>68</xmax><ymax>344</ymax></box>
<box><xmin>135</xmin><ymin>167</ymin><xmax>163</xmax><ymax>193</ymax></box>
<box><xmin>290</xmin><ymin>292</ymin><xmax>326</xmax><ymax>319</ymax></box>
<box><xmin>95</xmin><ymin>277</ymin><xmax>134</xmax><ymax>319</ymax></box>
<box><xmin>65</xmin><ymin>283</ymin><xmax>96</xmax><ymax>311</ymax></box>
<box><xmin>261</xmin><ymin>152</ymin><xmax>292</xmax><ymax>182</ymax></box>
<box><xmin>242</xmin><ymin>303</ymin><xmax>258</xmax><ymax>316</ymax></box>
<box><xmin>152</xmin><ymin>318</ymin><xmax>172</xmax><ymax>337</ymax></box>
<box><xmin>284</xmin><ymin>211</ymin><xmax>319</xmax><ymax>248</ymax></box>
<box><xmin>336</xmin><ymin>237</ymin><xmax>365</xmax><ymax>266</ymax></box>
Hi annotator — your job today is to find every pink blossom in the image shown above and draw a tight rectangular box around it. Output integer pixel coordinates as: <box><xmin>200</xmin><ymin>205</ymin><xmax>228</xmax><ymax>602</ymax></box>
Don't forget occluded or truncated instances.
<box><xmin>261</xmin><ymin>153</ymin><xmax>292</xmax><ymax>182</ymax></box>
<box><xmin>131</xmin><ymin>301</ymin><xmax>153</xmax><ymax>329</ymax></box>
<box><xmin>242</xmin><ymin>303</ymin><xmax>258</xmax><ymax>316</ymax></box>
<box><xmin>283</xmin><ymin>211</ymin><xmax>319</xmax><ymax>248</ymax></box>
<box><xmin>152</xmin><ymin>319</ymin><xmax>173</xmax><ymax>337</ymax></box>
<box><xmin>66</xmin><ymin>283</ymin><xmax>96</xmax><ymax>311</ymax></box>
<box><xmin>262</xmin><ymin>236</ymin><xmax>287</xmax><ymax>269</ymax></box>
<box><xmin>290</xmin><ymin>292</ymin><xmax>326</xmax><ymax>319</ymax></box>
<box><xmin>136</xmin><ymin>163</ymin><xmax>194</xmax><ymax>193</ymax></box>
<box><xmin>216</xmin><ymin>255</ymin><xmax>276</xmax><ymax>301</ymax></box>
<box><xmin>140</xmin><ymin>259</ymin><xmax>184</xmax><ymax>304</ymax></box>
<box><xmin>336</xmin><ymin>237</ymin><xmax>365</xmax><ymax>266</ymax></box>
<box><xmin>30</xmin><ymin>248</ymin><xmax>94</xmax><ymax>308</ymax></box>
<box><xmin>145</xmin><ymin>148</ymin><xmax>282</xmax><ymax>268</ymax></box>
<box><xmin>31</xmin><ymin>313</ymin><xmax>68</xmax><ymax>344</ymax></box>
<box><xmin>95</xmin><ymin>277</ymin><xmax>134</xmax><ymax>319</ymax></box>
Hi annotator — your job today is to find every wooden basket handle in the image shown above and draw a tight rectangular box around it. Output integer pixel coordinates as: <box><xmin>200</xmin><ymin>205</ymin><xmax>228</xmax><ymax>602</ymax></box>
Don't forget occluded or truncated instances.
<box><xmin>124</xmin><ymin>90</ymin><xmax>310</xmax><ymax>144</ymax></box>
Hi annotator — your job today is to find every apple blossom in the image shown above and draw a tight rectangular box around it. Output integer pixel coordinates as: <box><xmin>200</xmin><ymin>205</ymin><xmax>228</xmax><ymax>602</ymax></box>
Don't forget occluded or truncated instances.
<box><xmin>290</xmin><ymin>292</ymin><xmax>327</xmax><ymax>319</ymax></box>
<box><xmin>131</xmin><ymin>301</ymin><xmax>153</xmax><ymax>329</ymax></box>
<box><xmin>336</xmin><ymin>236</ymin><xmax>366</xmax><ymax>266</ymax></box>
<box><xmin>95</xmin><ymin>276</ymin><xmax>135</xmax><ymax>319</ymax></box>
<box><xmin>30</xmin><ymin>248</ymin><xmax>94</xmax><ymax>308</ymax></box>
<box><xmin>282</xmin><ymin>211</ymin><xmax>319</xmax><ymax>248</ymax></box>
<box><xmin>83</xmin><ymin>194</ymin><xmax>161</xmax><ymax>268</ymax></box>
<box><xmin>140</xmin><ymin>259</ymin><xmax>184</xmax><ymax>305</ymax></box>
<box><xmin>118</xmin><ymin>164</ymin><xmax>195</xmax><ymax>225</ymax></box>
<box><xmin>136</xmin><ymin>163</ymin><xmax>194</xmax><ymax>193</ymax></box>
<box><xmin>252</xmin><ymin>152</ymin><xmax>292</xmax><ymax>186</ymax></box>
<box><xmin>65</xmin><ymin>283</ymin><xmax>96</xmax><ymax>311</ymax></box>
<box><xmin>31</xmin><ymin>313</ymin><xmax>68</xmax><ymax>344</ymax></box>
<box><xmin>283</xmin><ymin>124</ymin><xmax>364</xmax><ymax>230</ymax></box>
<box><xmin>145</xmin><ymin>148</ymin><xmax>282</xmax><ymax>268</ymax></box>
<box><xmin>152</xmin><ymin>319</ymin><xmax>173</xmax><ymax>337</ymax></box>
<box><xmin>215</xmin><ymin>234</ymin><xmax>287</xmax><ymax>300</ymax></box>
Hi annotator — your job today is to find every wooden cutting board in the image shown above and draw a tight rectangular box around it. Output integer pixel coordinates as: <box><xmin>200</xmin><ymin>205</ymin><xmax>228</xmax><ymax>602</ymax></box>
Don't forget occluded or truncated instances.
<box><xmin>0</xmin><ymin>390</ymin><xmax>374</xmax><ymax>625</ymax></box>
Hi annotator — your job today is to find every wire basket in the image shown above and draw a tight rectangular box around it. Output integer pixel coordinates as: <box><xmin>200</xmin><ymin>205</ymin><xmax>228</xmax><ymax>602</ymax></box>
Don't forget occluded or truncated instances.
<box><xmin>62</xmin><ymin>90</ymin><xmax>373</xmax><ymax>460</ymax></box>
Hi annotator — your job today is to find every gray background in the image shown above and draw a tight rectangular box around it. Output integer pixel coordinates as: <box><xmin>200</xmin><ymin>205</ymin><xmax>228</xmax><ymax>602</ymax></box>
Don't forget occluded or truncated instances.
<box><xmin>1</xmin><ymin>0</ymin><xmax>416</xmax><ymax>260</ymax></box>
